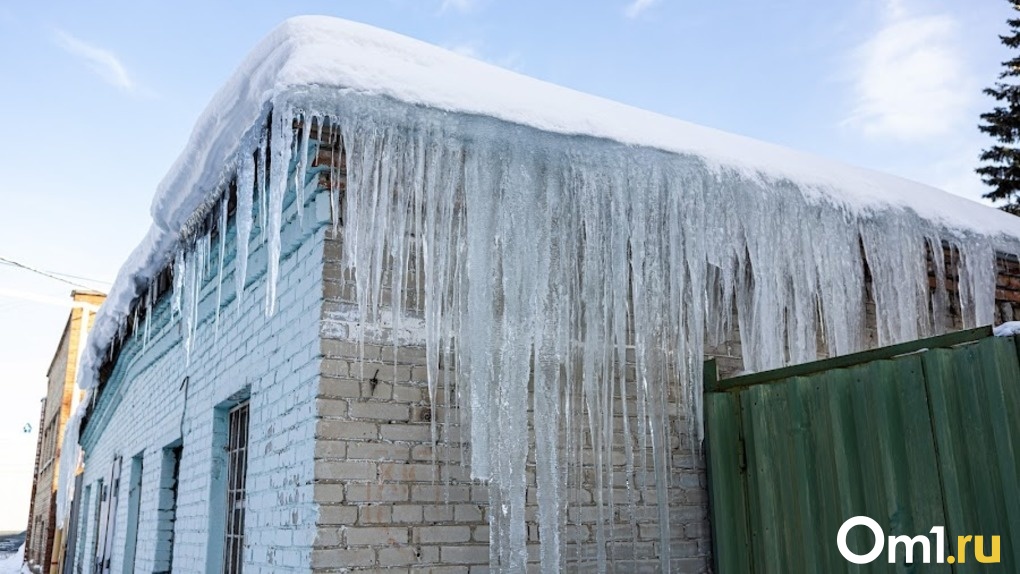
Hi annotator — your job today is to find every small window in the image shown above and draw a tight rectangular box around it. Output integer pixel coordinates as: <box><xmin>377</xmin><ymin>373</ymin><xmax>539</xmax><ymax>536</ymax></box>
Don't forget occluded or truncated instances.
<box><xmin>89</xmin><ymin>478</ymin><xmax>103</xmax><ymax>572</ymax></box>
<box><xmin>68</xmin><ymin>479</ymin><xmax>88</xmax><ymax>574</ymax></box>
<box><xmin>122</xmin><ymin>453</ymin><xmax>144</xmax><ymax>573</ymax></box>
<box><xmin>222</xmin><ymin>401</ymin><xmax>250</xmax><ymax>574</ymax></box>
<box><xmin>94</xmin><ymin>457</ymin><xmax>122</xmax><ymax>574</ymax></box>
<box><xmin>154</xmin><ymin>443</ymin><xmax>182</xmax><ymax>574</ymax></box>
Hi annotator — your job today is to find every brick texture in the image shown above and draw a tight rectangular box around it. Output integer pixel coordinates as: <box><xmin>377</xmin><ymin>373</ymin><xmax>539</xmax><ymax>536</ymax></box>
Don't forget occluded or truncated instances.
<box><xmin>72</xmin><ymin>192</ymin><xmax>328</xmax><ymax>574</ymax></box>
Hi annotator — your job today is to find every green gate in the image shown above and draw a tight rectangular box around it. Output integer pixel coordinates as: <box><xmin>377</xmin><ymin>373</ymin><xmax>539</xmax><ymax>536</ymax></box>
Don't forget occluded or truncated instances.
<box><xmin>705</xmin><ymin>327</ymin><xmax>1020</xmax><ymax>573</ymax></box>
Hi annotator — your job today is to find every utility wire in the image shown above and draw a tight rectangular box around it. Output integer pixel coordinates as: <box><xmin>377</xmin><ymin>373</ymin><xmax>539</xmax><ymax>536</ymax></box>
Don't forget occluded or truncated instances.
<box><xmin>0</xmin><ymin>256</ymin><xmax>107</xmax><ymax>291</ymax></box>
<box><xmin>42</xmin><ymin>269</ymin><xmax>112</xmax><ymax>285</ymax></box>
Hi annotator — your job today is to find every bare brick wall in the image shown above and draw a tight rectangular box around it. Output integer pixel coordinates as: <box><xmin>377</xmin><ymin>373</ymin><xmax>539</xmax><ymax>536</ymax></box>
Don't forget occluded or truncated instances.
<box><xmin>314</xmin><ymin>232</ymin><xmax>711</xmax><ymax>573</ymax></box>
<box><xmin>314</xmin><ymin>233</ymin><xmax>492</xmax><ymax>573</ymax></box>
<box><xmin>314</xmin><ymin>225</ymin><xmax>1020</xmax><ymax>573</ymax></box>
<box><xmin>706</xmin><ymin>249</ymin><xmax>1020</xmax><ymax>380</ymax></box>
<box><xmin>25</xmin><ymin>292</ymin><xmax>102</xmax><ymax>573</ymax></box>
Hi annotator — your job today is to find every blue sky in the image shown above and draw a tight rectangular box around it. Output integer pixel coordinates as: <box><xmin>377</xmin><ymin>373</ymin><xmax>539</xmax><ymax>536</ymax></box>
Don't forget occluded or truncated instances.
<box><xmin>0</xmin><ymin>0</ymin><xmax>1011</xmax><ymax>529</ymax></box>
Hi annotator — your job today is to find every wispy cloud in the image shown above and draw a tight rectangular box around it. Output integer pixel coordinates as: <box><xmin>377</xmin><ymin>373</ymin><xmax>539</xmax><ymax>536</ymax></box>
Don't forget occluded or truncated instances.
<box><xmin>446</xmin><ymin>42</ymin><xmax>523</xmax><ymax>71</ymax></box>
<box><xmin>841</xmin><ymin>1</ymin><xmax>971</xmax><ymax>140</ymax></box>
<box><xmin>449</xmin><ymin>43</ymin><xmax>481</xmax><ymax>59</ymax></box>
<box><xmin>53</xmin><ymin>29</ymin><xmax>135</xmax><ymax>92</ymax></box>
<box><xmin>441</xmin><ymin>0</ymin><xmax>476</xmax><ymax>13</ymax></box>
<box><xmin>625</xmin><ymin>0</ymin><xmax>660</xmax><ymax>19</ymax></box>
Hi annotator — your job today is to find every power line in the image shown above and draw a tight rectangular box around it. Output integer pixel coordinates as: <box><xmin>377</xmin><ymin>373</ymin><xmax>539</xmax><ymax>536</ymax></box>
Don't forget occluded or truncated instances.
<box><xmin>0</xmin><ymin>256</ymin><xmax>108</xmax><ymax>291</ymax></box>
<box><xmin>40</xmin><ymin>269</ymin><xmax>111</xmax><ymax>285</ymax></box>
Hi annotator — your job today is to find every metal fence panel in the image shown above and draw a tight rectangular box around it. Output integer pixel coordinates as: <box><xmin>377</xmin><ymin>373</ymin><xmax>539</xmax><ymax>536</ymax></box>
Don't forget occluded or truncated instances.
<box><xmin>923</xmin><ymin>337</ymin><xmax>1020</xmax><ymax>572</ymax></box>
<box><xmin>706</xmin><ymin>329</ymin><xmax>1017</xmax><ymax>573</ymax></box>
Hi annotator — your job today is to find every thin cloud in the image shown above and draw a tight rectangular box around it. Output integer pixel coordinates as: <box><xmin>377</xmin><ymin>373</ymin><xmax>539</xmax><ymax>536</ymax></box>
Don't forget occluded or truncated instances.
<box><xmin>842</xmin><ymin>2</ymin><xmax>971</xmax><ymax>140</ymax></box>
<box><xmin>625</xmin><ymin>0</ymin><xmax>660</xmax><ymax>19</ymax></box>
<box><xmin>449</xmin><ymin>43</ymin><xmax>481</xmax><ymax>59</ymax></box>
<box><xmin>53</xmin><ymin>29</ymin><xmax>135</xmax><ymax>92</ymax></box>
<box><xmin>441</xmin><ymin>0</ymin><xmax>476</xmax><ymax>13</ymax></box>
<box><xmin>446</xmin><ymin>42</ymin><xmax>523</xmax><ymax>71</ymax></box>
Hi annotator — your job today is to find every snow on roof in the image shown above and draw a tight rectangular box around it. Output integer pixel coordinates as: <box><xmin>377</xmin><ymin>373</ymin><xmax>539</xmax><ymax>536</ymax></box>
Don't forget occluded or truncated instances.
<box><xmin>84</xmin><ymin>15</ymin><xmax>1020</xmax><ymax>392</ymax></box>
<box><xmin>158</xmin><ymin>16</ymin><xmax>1020</xmax><ymax>233</ymax></box>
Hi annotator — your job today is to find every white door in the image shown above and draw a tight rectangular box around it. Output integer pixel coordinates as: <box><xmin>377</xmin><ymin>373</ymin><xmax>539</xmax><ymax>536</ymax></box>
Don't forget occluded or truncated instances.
<box><xmin>93</xmin><ymin>457</ymin><xmax>121</xmax><ymax>574</ymax></box>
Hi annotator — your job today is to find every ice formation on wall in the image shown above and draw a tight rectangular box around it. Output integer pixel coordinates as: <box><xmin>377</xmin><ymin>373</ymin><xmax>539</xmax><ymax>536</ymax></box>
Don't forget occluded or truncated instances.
<box><xmin>62</xmin><ymin>17</ymin><xmax>1020</xmax><ymax>573</ymax></box>
<box><xmin>116</xmin><ymin>93</ymin><xmax>1016</xmax><ymax>573</ymax></box>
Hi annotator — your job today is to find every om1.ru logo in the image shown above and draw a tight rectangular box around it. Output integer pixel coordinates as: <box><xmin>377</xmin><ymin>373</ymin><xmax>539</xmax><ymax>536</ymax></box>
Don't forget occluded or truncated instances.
<box><xmin>838</xmin><ymin>516</ymin><xmax>1000</xmax><ymax>565</ymax></box>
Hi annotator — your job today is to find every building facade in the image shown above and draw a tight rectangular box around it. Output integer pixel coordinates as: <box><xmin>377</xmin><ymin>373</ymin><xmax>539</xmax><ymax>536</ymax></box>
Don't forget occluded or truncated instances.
<box><xmin>59</xmin><ymin>16</ymin><xmax>1020</xmax><ymax>574</ymax></box>
<box><xmin>63</xmin><ymin>159</ymin><xmax>1020</xmax><ymax>574</ymax></box>
<box><xmin>24</xmin><ymin>290</ymin><xmax>104</xmax><ymax>574</ymax></box>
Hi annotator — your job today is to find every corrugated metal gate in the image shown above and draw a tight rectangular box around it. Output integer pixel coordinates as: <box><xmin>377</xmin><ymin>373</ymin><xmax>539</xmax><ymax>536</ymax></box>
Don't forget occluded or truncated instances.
<box><xmin>705</xmin><ymin>327</ymin><xmax>1020</xmax><ymax>573</ymax></box>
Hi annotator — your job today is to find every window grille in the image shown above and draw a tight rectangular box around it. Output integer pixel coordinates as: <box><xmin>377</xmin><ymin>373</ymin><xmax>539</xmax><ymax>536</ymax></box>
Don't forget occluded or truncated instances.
<box><xmin>222</xmin><ymin>401</ymin><xmax>250</xmax><ymax>574</ymax></box>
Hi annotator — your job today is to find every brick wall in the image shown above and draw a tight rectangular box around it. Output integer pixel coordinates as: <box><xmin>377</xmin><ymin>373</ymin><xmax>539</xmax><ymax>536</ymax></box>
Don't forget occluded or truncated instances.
<box><xmin>64</xmin><ymin>154</ymin><xmax>1020</xmax><ymax>574</ymax></box>
<box><xmin>26</xmin><ymin>311</ymin><xmax>71</xmax><ymax>572</ymax></box>
<box><xmin>314</xmin><ymin>233</ymin><xmax>491</xmax><ymax>572</ymax></box>
<box><xmin>313</xmin><ymin>232</ymin><xmax>712</xmax><ymax>573</ymax></box>
<box><xmin>25</xmin><ymin>292</ymin><xmax>102</xmax><ymax>574</ymax></box>
<box><xmin>315</xmin><ymin>230</ymin><xmax>1020</xmax><ymax>573</ymax></box>
<box><xmin>73</xmin><ymin>192</ymin><xmax>329</xmax><ymax>574</ymax></box>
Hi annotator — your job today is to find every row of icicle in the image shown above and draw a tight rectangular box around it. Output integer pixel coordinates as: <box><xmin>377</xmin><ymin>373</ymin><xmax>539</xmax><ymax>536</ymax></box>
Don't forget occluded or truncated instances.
<box><xmin>85</xmin><ymin>93</ymin><xmax>1014</xmax><ymax>573</ymax></box>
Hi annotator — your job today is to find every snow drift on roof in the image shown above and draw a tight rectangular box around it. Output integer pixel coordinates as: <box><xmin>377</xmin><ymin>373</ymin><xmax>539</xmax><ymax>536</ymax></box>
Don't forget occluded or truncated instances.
<box><xmin>82</xmin><ymin>13</ymin><xmax>1020</xmax><ymax>398</ymax></box>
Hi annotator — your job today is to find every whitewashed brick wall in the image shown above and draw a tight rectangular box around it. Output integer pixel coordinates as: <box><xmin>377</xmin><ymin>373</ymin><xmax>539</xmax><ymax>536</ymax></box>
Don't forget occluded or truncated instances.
<box><xmin>75</xmin><ymin>193</ymin><xmax>330</xmax><ymax>574</ymax></box>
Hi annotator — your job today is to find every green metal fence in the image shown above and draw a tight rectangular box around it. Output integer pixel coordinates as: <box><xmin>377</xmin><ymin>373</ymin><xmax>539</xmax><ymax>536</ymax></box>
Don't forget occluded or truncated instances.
<box><xmin>705</xmin><ymin>326</ymin><xmax>1020</xmax><ymax>573</ymax></box>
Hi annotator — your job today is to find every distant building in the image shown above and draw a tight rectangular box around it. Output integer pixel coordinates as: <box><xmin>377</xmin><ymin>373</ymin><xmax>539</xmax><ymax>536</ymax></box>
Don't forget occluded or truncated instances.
<box><xmin>24</xmin><ymin>290</ymin><xmax>104</xmax><ymax>574</ymax></box>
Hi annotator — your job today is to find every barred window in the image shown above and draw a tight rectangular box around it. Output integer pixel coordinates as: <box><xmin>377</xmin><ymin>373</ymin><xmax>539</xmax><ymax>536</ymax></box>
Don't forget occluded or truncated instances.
<box><xmin>222</xmin><ymin>401</ymin><xmax>250</xmax><ymax>574</ymax></box>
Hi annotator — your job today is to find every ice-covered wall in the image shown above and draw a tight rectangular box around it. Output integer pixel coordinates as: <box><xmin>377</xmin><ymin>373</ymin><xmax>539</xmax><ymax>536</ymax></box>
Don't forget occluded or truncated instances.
<box><xmin>74</xmin><ymin>91</ymin><xmax>1020</xmax><ymax>573</ymax></box>
<box><xmin>64</xmin><ymin>16</ymin><xmax>1020</xmax><ymax>574</ymax></box>
<box><xmin>274</xmin><ymin>91</ymin><xmax>1016</xmax><ymax>573</ymax></box>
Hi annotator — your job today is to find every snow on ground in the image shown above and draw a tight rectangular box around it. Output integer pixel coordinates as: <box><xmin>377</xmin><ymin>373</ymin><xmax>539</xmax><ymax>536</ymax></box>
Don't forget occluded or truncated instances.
<box><xmin>0</xmin><ymin>545</ymin><xmax>29</xmax><ymax>574</ymax></box>
<box><xmin>994</xmin><ymin>321</ymin><xmax>1020</xmax><ymax>336</ymax></box>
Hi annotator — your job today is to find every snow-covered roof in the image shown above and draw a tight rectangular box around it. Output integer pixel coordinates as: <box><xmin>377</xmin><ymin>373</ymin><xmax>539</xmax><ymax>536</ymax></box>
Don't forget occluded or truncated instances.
<box><xmin>83</xmin><ymin>15</ymin><xmax>1020</xmax><ymax>392</ymax></box>
<box><xmin>159</xmin><ymin>16</ymin><xmax>1020</xmax><ymax>233</ymax></box>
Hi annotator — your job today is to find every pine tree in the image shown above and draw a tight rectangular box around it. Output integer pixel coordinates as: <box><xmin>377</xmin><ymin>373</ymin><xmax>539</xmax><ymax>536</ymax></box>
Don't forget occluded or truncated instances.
<box><xmin>978</xmin><ymin>0</ymin><xmax>1020</xmax><ymax>215</ymax></box>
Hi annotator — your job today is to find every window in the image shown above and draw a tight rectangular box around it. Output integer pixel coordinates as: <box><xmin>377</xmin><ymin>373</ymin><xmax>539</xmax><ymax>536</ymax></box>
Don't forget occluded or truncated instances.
<box><xmin>89</xmin><ymin>479</ymin><xmax>103</xmax><ymax>574</ymax></box>
<box><xmin>122</xmin><ymin>453</ymin><xmax>144</xmax><ymax>573</ymax></box>
<box><xmin>153</xmin><ymin>443</ymin><xmax>182</xmax><ymax>574</ymax></box>
<box><xmin>94</xmin><ymin>457</ymin><xmax>122</xmax><ymax>574</ymax></box>
<box><xmin>222</xmin><ymin>401</ymin><xmax>250</xmax><ymax>574</ymax></box>
<box><xmin>64</xmin><ymin>475</ymin><xmax>85</xmax><ymax>574</ymax></box>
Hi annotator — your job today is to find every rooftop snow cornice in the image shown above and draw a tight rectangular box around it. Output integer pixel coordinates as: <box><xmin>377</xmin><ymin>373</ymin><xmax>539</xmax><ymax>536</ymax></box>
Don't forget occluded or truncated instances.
<box><xmin>79</xmin><ymin>15</ymin><xmax>1020</xmax><ymax>396</ymax></box>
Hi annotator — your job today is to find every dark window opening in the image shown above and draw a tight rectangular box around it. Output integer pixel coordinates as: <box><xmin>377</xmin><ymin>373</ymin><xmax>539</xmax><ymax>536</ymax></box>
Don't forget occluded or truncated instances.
<box><xmin>154</xmin><ymin>443</ymin><xmax>182</xmax><ymax>574</ymax></box>
<box><xmin>222</xmin><ymin>402</ymin><xmax>249</xmax><ymax>574</ymax></box>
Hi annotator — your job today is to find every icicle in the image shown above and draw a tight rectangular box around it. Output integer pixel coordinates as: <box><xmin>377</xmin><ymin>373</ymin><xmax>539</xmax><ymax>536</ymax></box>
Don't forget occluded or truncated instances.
<box><xmin>927</xmin><ymin>236</ymin><xmax>950</xmax><ymax>334</ymax></box>
<box><xmin>258</xmin><ymin>130</ymin><xmax>269</xmax><ymax>246</ymax></box>
<box><xmin>293</xmin><ymin>114</ymin><xmax>312</xmax><ymax>226</ymax></box>
<box><xmin>171</xmin><ymin>250</ymin><xmax>184</xmax><ymax>321</ymax></box>
<box><xmin>143</xmin><ymin>281</ymin><xmax>153</xmax><ymax>349</ymax></box>
<box><xmin>462</xmin><ymin>143</ymin><xmax>497</xmax><ymax>481</ymax></box>
<box><xmin>265</xmin><ymin>105</ymin><xmax>296</xmax><ymax>315</ymax></box>
<box><xmin>236</xmin><ymin>152</ymin><xmax>255</xmax><ymax>308</ymax></box>
<box><xmin>220</xmin><ymin>93</ymin><xmax>1020</xmax><ymax>573</ymax></box>
<box><xmin>958</xmin><ymin>237</ymin><xmax>997</xmax><ymax>328</ymax></box>
<box><xmin>182</xmin><ymin>235</ymin><xmax>207</xmax><ymax>363</ymax></box>
<box><xmin>216</xmin><ymin>196</ymin><xmax>228</xmax><ymax>332</ymax></box>
<box><xmin>331</xmin><ymin>124</ymin><xmax>343</xmax><ymax>234</ymax></box>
